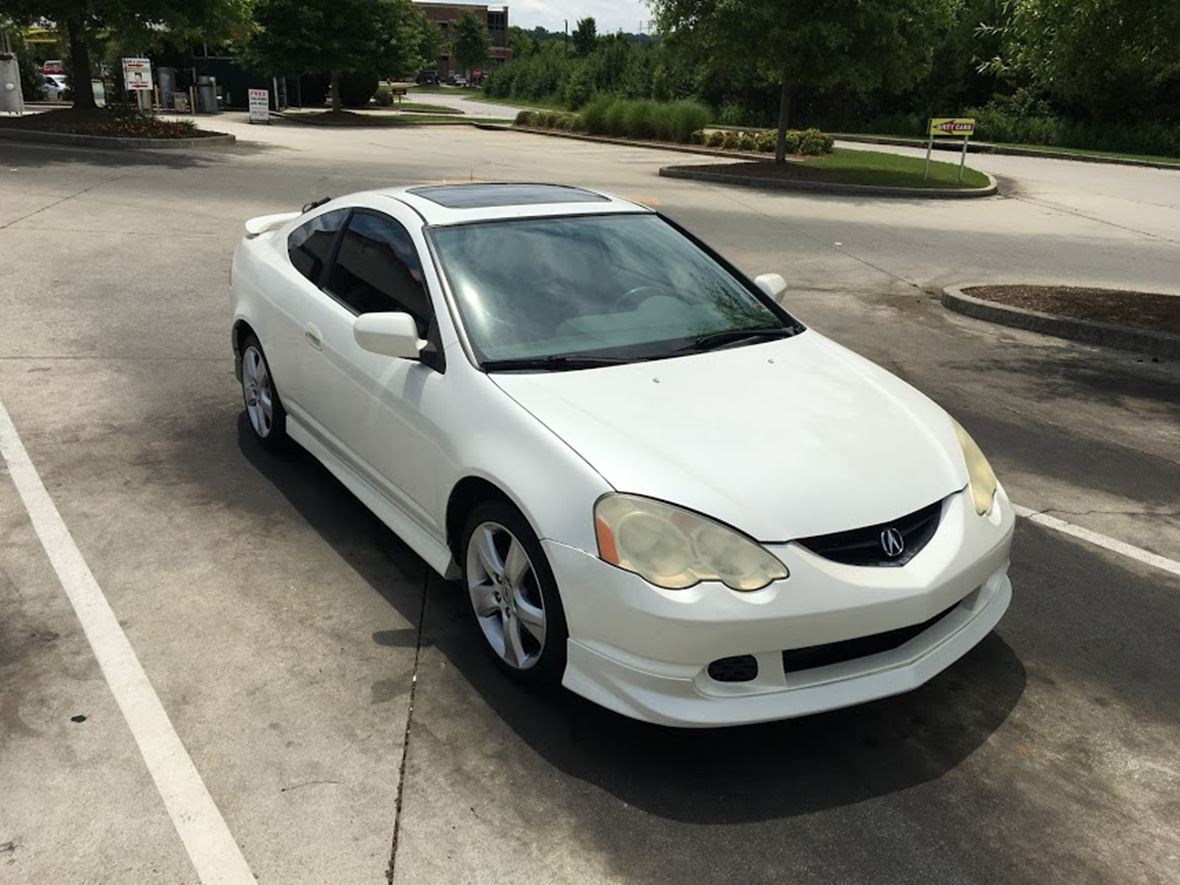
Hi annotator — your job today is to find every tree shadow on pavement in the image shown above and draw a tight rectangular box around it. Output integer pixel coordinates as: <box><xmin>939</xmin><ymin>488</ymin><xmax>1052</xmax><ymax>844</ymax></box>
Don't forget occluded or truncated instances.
<box><xmin>0</xmin><ymin>137</ymin><xmax>290</xmax><ymax>172</ymax></box>
<box><xmin>235</xmin><ymin>413</ymin><xmax>1027</xmax><ymax>825</ymax></box>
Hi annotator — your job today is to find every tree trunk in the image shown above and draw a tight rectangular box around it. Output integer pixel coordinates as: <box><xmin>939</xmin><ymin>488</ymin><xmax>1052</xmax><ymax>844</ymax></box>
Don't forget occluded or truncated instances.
<box><xmin>773</xmin><ymin>80</ymin><xmax>792</xmax><ymax>164</ymax></box>
<box><xmin>65</xmin><ymin>16</ymin><xmax>96</xmax><ymax>110</ymax></box>
<box><xmin>329</xmin><ymin>70</ymin><xmax>341</xmax><ymax>112</ymax></box>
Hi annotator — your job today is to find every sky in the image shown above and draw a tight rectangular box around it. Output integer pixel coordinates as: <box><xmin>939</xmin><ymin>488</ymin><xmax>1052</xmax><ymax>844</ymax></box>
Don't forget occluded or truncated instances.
<box><xmin>500</xmin><ymin>0</ymin><xmax>654</xmax><ymax>35</ymax></box>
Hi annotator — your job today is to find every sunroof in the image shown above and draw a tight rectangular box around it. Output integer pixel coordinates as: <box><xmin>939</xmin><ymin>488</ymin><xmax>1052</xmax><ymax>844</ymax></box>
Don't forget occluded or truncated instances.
<box><xmin>407</xmin><ymin>183</ymin><xmax>609</xmax><ymax>209</ymax></box>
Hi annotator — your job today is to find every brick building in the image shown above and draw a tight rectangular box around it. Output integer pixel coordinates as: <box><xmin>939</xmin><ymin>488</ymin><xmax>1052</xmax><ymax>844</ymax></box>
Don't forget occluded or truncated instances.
<box><xmin>415</xmin><ymin>2</ymin><xmax>511</xmax><ymax>77</ymax></box>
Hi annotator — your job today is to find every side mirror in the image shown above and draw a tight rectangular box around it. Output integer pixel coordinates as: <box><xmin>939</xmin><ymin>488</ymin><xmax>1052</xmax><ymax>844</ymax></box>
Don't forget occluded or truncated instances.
<box><xmin>353</xmin><ymin>312</ymin><xmax>425</xmax><ymax>359</ymax></box>
<box><xmin>754</xmin><ymin>273</ymin><xmax>787</xmax><ymax>301</ymax></box>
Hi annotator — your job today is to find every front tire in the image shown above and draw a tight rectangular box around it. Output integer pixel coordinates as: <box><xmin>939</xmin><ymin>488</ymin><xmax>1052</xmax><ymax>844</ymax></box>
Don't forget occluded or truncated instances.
<box><xmin>461</xmin><ymin>500</ymin><xmax>568</xmax><ymax>686</ymax></box>
<box><xmin>240</xmin><ymin>335</ymin><xmax>288</xmax><ymax>450</ymax></box>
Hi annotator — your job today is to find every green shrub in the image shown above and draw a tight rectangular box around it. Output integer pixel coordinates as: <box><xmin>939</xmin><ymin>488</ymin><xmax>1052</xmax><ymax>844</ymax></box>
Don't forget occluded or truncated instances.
<box><xmin>722</xmin><ymin>131</ymin><xmax>742</xmax><ymax>150</ymax></box>
<box><xmin>705</xmin><ymin>130</ymin><xmax>726</xmax><ymax>148</ymax></box>
<box><xmin>581</xmin><ymin>95</ymin><xmax>613</xmax><ymax>134</ymax></box>
<box><xmin>622</xmin><ymin>100</ymin><xmax>656</xmax><ymax>139</ymax></box>
<box><xmin>798</xmin><ymin>128</ymin><xmax>828</xmax><ymax>155</ymax></box>
<box><xmin>689</xmin><ymin>130</ymin><xmax>706</xmax><ymax>145</ymax></box>
<box><xmin>738</xmin><ymin>131</ymin><xmax>758</xmax><ymax>151</ymax></box>
<box><xmin>373</xmin><ymin>85</ymin><xmax>394</xmax><ymax>107</ymax></box>
<box><xmin>784</xmin><ymin>129</ymin><xmax>801</xmax><ymax>154</ymax></box>
<box><xmin>514</xmin><ymin>109</ymin><xmax>535</xmax><ymax>126</ymax></box>
<box><xmin>664</xmin><ymin>100</ymin><xmax>711</xmax><ymax>142</ymax></box>
<box><xmin>603</xmin><ymin>99</ymin><xmax>628</xmax><ymax>135</ymax></box>
<box><xmin>755</xmin><ymin>131</ymin><xmax>776</xmax><ymax>152</ymax></box>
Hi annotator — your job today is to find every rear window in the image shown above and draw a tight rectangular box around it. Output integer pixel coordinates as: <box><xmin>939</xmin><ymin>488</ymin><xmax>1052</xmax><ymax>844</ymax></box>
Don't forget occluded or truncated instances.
<box><xmin>288</xmin><ymin>209</ymin><xmax>348</xmax><ymax>284</ymax></box>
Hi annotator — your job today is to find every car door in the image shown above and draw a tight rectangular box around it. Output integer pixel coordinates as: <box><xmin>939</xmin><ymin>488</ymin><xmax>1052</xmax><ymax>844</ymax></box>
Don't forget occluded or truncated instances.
<box><xmin>296</xmin><ymin>207</ymin><xmax>447</xmax><ymax>535</ymax></box>
<box><xmin>263</xmin><ymin>207</ymin><xmax>350</xmax><ymax>414</ymax></box>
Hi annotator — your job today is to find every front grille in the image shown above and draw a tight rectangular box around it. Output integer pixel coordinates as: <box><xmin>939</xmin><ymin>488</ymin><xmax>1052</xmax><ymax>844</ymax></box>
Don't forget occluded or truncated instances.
<box><xmin>707</xmin><ymin>655</ymin><xmax>759</xmax><ymax>683</ymax></box>
<box><xmin>782</xmin><ymin>602</ymin><xmax>959</xmax><ymax>674</ymax></box>
<box><xmin>795</xmin><ymin>500</ymin><xmax>943</xmax><ymax>567</ymax></box>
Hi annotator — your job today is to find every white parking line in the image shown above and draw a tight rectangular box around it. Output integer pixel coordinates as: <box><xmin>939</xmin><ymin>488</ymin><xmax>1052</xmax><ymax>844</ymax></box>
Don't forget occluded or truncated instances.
<box><xmin>0</xmin><ymin>400</ymin><xmax>254</xmax><ymax>885</ymax></box>
<box><xmin>1013</xmin><ymin>504</ymin><xmax>1180</xmax><ymax>577</ymax></box>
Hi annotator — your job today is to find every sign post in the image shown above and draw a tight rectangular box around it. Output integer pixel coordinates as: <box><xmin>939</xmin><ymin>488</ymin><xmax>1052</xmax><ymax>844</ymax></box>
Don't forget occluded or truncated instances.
<box><xmin>924</xmin><ymin>117</ymin><xmax>976</xmax><ymax>181</ymax></box>
<box><xmin>122</xmin><ymin>57</ymin><xmax>153</xmax><ymax>112</ymax></box>
<box><xmin>248</xmin><ymin>88</ymin><xmax>270</xmax><ymax>124</ymax></box>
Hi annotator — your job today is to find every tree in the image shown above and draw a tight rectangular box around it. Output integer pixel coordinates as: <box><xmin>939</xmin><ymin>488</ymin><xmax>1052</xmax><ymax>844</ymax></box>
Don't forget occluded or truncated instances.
<box><xmin>4</xmin><ymin>0</ymin><xmax>251</xmax><ymax>110</ymax></box>
<box><xmin>572</xmin><ymin>17</ymin><xmax>597</xmax><ymax>56</ymax></box>
<box><xmin>981</xmin><ymin>0</ymin><xmax>1180</xmax><ymax>121</ymax></box>
<box><xmin>246</xmin><ymin>0</ymin><xmax>424</xmax><ymax>111</ymax></box>
<box><xmin>652</xmin><ymin>0</ymin><xmax>954</xmax><ymax>162</ymax></box>
<box><xmin>507</xmin><ymin>25</ymin><xmax>536</xmax><ymax>59</ymax></box>
<box><xmin>451</xmin><ymin>10</ymin><xmax>491</xmax><ymax>77</ymax></box>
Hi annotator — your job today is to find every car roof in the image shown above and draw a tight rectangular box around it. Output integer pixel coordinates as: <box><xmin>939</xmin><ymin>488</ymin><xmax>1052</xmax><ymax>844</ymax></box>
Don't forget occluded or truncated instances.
<box><xmin>372</xmin><ymin>182</ymin><xmax>652</xmax><ymax>226</ymax></box>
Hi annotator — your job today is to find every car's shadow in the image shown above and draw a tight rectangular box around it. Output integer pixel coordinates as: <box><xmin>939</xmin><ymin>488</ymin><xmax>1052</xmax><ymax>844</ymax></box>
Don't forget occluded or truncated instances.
<box><xmin>237</xmin><ymin>413</ymin><xmax>1026</xmax><ymax>825</ymax></box>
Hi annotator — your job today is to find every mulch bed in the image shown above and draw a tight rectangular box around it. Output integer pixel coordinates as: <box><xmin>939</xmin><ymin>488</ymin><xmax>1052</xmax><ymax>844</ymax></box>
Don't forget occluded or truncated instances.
<box><xmin>964</xmin><ymin>285</ymin><xmax>1180</xmax><ymax>336</ymax></box>
<box><xmin>0</xmin><ymin>107</ymin><xmax>221</xmax><ymax>138</ymax></box>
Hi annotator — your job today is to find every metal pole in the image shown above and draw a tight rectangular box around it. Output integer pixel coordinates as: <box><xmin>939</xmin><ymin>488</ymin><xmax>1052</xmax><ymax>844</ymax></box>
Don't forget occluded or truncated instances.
<box><xmin>923</xmin><ymin>123</ymin><xmax>934</xmax><ymax>180</ymax></box>
<box><xmin>958</xmin><ymin>133</ymin><xmax>970</xmax><ymax>183</ymax></box>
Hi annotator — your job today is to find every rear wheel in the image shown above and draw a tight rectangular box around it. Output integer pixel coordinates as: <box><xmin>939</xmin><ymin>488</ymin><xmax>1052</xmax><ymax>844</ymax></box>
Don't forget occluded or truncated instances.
<box><xmin>240</xmin><ymin>335</ymin><xmax>287</xmax><ymax>450</ymax></box>
<box><xmin>461</xmin><ymin>500</ymin><xmax>568</xmax><ymax>685</ymax></box>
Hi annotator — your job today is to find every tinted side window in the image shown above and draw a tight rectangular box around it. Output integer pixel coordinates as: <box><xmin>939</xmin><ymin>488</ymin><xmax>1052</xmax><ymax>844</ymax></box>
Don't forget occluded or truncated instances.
<box><xmin>288</xmin><ymin>209</ymin><xmax>348</xmax><ymax>284</ymax></box>
<box><xmin>325</xmin><ymin>212</ymin><xmax>432</xmax><ymax>335</ymax></box>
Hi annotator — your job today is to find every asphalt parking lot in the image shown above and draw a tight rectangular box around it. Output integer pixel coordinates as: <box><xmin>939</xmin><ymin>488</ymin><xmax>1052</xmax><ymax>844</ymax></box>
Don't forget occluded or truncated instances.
<box><xmin>1</xmin><ymin>118</ymin><xmax>1179</xmax><ymax>884</ymax></box>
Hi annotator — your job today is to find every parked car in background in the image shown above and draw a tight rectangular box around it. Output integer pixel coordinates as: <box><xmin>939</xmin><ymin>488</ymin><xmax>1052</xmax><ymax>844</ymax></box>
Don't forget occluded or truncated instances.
<box><xmin>229</xmin><ymin>182</ymin><xmax>1015</xmax><ymax>728</ymax></box>
<box><xmin>40</xmin><ymin>74</ymin><xmax>67</xmax><ymax>101</ymax></box>
<box><xmin>42</xmin><ymin>59</ymin><xmax>63</xmax><ymax>75</ymax></box>
<box><xmin>453</xmin><ymin>75</ymin><xmax>469</xmax><ymax>87</ymax></box>
<box><xmin>416</xmin><ymin>70</ymin><xmax>440</xmax><ymax>86</ymax></box>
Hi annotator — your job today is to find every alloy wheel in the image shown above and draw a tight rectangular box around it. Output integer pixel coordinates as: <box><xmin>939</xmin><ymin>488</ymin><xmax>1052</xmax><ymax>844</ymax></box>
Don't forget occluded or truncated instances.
<box><xmin>242</xmin><ymin>345</ymin><xmax>274</xmax><ymax>438</ymax></box>
<box><xmin>465</xmin><ymin>521</ymin><xmax>547</xmax><ymax>669</ymax></box>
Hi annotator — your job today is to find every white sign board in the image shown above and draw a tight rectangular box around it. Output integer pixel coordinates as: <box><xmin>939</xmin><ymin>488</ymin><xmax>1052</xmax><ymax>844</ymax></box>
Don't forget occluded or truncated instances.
<box><xmin>122</xmin><ymin>57</ymin><xmax>152</xmax><ymax>91</ymax></box>
<box><xmin>248</xmin><ymin>88</ymin><xmax>270</xmax><ymax>123</ymax></box>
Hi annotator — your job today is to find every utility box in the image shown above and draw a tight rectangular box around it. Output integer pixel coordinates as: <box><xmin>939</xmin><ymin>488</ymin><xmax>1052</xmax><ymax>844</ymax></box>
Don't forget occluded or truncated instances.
<box><xmin>196</xmin><ymin>75</ymin><xmax>217</xmax><ymax>113</ymax></box>
<box><xmin>0</xmin><ymin>52</ymin><xmax>24</xmax><ymax>114</ymax></box>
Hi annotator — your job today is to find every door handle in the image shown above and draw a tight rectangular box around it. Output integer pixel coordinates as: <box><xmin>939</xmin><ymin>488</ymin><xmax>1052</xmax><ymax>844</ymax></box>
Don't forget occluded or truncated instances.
<box><xmin>304</xmin><ymin>323</ymin><xmax>323</xmax><ymax>350</ymax></box>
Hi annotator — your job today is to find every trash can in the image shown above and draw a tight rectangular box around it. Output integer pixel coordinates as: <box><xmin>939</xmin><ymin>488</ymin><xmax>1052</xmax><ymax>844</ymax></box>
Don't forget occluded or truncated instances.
<box><xmin>196</xmin><ymin>75</ymin><xmax>217</xmax><ymax>113</ymax></box>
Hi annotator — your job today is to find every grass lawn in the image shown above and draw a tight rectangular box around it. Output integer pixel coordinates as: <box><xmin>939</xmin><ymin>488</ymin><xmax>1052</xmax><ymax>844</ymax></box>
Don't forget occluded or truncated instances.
<box><xmin>394</xmin><ymin>101</ymin><xmax>463</xmax><ymax>115</ymax></box>
<box><xmin>406</xmin><ymin>85</ymin><xmax>480</xmax><ymax>95</ymax></box>
<box><xmin>283</xmin><ymin>110</ymin><xmax>509</xmax><ymax>127</ymax></box>
<box><xmin>675</xmin><ymin>148</ymin><xmax>990</xmax><ymax>189</ymax></box>
<box><xmin>839</xmin><ymin>133</ymin><xmax>1180</xmax><ymax>167</ymax></box>
<box><xmin>806</xmin><ymin>148</ymin><xmax>990</xmax><ymax>188</ymax></box>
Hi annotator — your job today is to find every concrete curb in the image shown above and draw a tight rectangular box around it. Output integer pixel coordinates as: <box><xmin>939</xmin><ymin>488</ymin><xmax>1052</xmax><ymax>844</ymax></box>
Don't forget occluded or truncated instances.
<box><xmin>0</xmin><ymin>127</ymin><xmax>236</xmax><ymax>149</ymax></box>
<box><xmin>835</xmin><ymin>134</ymin><xmax>1180</xmax><ymax>172</ymax></box>
<box><xmin>659</xmin><ymin>164</ymin><xmax>998</xmax><ymax>199</ymax></box>
<box><xmin>942</xmin><ymin>285</ymin><xmax>1180</xmax><ymax>359</ymax></box>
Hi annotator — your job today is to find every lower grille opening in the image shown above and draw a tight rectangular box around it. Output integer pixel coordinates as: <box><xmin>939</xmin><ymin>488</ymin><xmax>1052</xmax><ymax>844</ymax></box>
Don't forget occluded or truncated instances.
<box><xmin>782</xmin><ymin>602</ymin><xmax>960</xmax><ymax>674</ymax></box>
<box><xmin>708</xmin><ymin>655</ymin><xmax>759</xmax><ymax>683</ymax></box>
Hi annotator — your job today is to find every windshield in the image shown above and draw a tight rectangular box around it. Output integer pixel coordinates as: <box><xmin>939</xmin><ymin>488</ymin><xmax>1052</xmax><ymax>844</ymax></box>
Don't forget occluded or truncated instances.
<box><xmin>430</xmin><ymin>214</ymin><xmax>800</xmax><ymax>368</ymax></box>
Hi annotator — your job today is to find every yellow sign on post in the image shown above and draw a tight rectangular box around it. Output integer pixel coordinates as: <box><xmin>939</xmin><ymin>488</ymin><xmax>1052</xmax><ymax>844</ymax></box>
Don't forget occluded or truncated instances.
<box><xmin>924</xmin><ymin>117</ymin><xmax>977</xmax><ymax>183</ymax></box>
<box><xmin>929</xmin><ymin>117</ymin><xmax>976</xmax><ymax>137</ymax></box>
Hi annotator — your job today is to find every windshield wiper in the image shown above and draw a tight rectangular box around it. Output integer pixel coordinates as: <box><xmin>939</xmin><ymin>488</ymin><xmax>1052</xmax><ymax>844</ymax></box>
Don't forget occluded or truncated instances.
<box><xmin>675</xmin><ymin>326</ymin><xmax>796</xmax><ymax>354</ymax></box>
<box><xmin>481</xmin><ymin>354</ymin><xmax>633</xmax><ymax>372</ymax></box>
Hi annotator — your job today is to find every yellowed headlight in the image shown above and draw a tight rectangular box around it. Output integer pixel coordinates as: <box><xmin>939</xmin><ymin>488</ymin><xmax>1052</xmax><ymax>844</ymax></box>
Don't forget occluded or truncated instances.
<box><xmin>952</xmin><ymin>419</ymin><xmax>998</xmax><ymax>515</ymax></box>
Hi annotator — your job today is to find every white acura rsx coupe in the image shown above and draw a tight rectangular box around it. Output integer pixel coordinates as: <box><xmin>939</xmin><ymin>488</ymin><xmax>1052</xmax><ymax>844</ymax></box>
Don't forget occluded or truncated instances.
<box><xmin>230</xmin><ymin>182</ymin><xmax>1014</xmax><ymax>727</ymax></box>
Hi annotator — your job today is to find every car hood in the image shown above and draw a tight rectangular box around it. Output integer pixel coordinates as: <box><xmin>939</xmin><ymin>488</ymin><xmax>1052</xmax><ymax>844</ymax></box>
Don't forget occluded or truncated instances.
<box><xmin>491</xmin><ymin>330</ymin><xmax>968</xmax><ymax>541</ymax></box>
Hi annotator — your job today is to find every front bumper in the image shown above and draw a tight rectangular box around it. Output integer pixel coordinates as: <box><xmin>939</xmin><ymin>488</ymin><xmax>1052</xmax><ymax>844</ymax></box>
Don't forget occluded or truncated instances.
<box><xmin>544</xmin><ymin>486</ymin><xmax>1014</xmax><ymax>727</ymax></box>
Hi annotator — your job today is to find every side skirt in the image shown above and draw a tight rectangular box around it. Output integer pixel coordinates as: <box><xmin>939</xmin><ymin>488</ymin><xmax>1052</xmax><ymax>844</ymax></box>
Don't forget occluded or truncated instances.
<box><xmin>286</xmin><ymin>415</ymin><xmax>460</xmax><ymax>580</ymax></box>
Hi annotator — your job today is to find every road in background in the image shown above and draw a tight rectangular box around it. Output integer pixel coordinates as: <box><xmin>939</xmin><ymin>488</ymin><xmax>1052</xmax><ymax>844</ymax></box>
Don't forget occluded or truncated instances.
<box><xmin>1</xmin><ymin>120</ymin><xmax>1177</xmax><ymax>884</ymax></box>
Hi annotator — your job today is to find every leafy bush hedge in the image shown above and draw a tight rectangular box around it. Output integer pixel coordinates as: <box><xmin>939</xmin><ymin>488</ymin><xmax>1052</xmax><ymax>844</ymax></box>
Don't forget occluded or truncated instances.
<box><xmin>514</xmin><ymin>109</ymin><xmax>582</xmax><ymax>131</ymax></box>
<box><xmin>690</xmin><ymin>127</ymin><xmax>834</xmax><ymax>156</ymax></box>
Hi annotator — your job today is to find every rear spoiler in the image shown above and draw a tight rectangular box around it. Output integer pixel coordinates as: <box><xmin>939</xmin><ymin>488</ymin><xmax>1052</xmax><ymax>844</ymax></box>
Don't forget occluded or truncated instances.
<box><xmin>244</xmin><ymin>211</ymin><xmax>300</xmax><ymax>238</ymax></box>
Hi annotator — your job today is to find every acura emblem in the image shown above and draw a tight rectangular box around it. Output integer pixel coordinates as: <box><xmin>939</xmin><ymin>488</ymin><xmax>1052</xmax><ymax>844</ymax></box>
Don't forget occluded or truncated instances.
<box><xmin>880</xmin><ymin>527</ymin><xmax>905</xmax><ymax>558</ymax></box>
